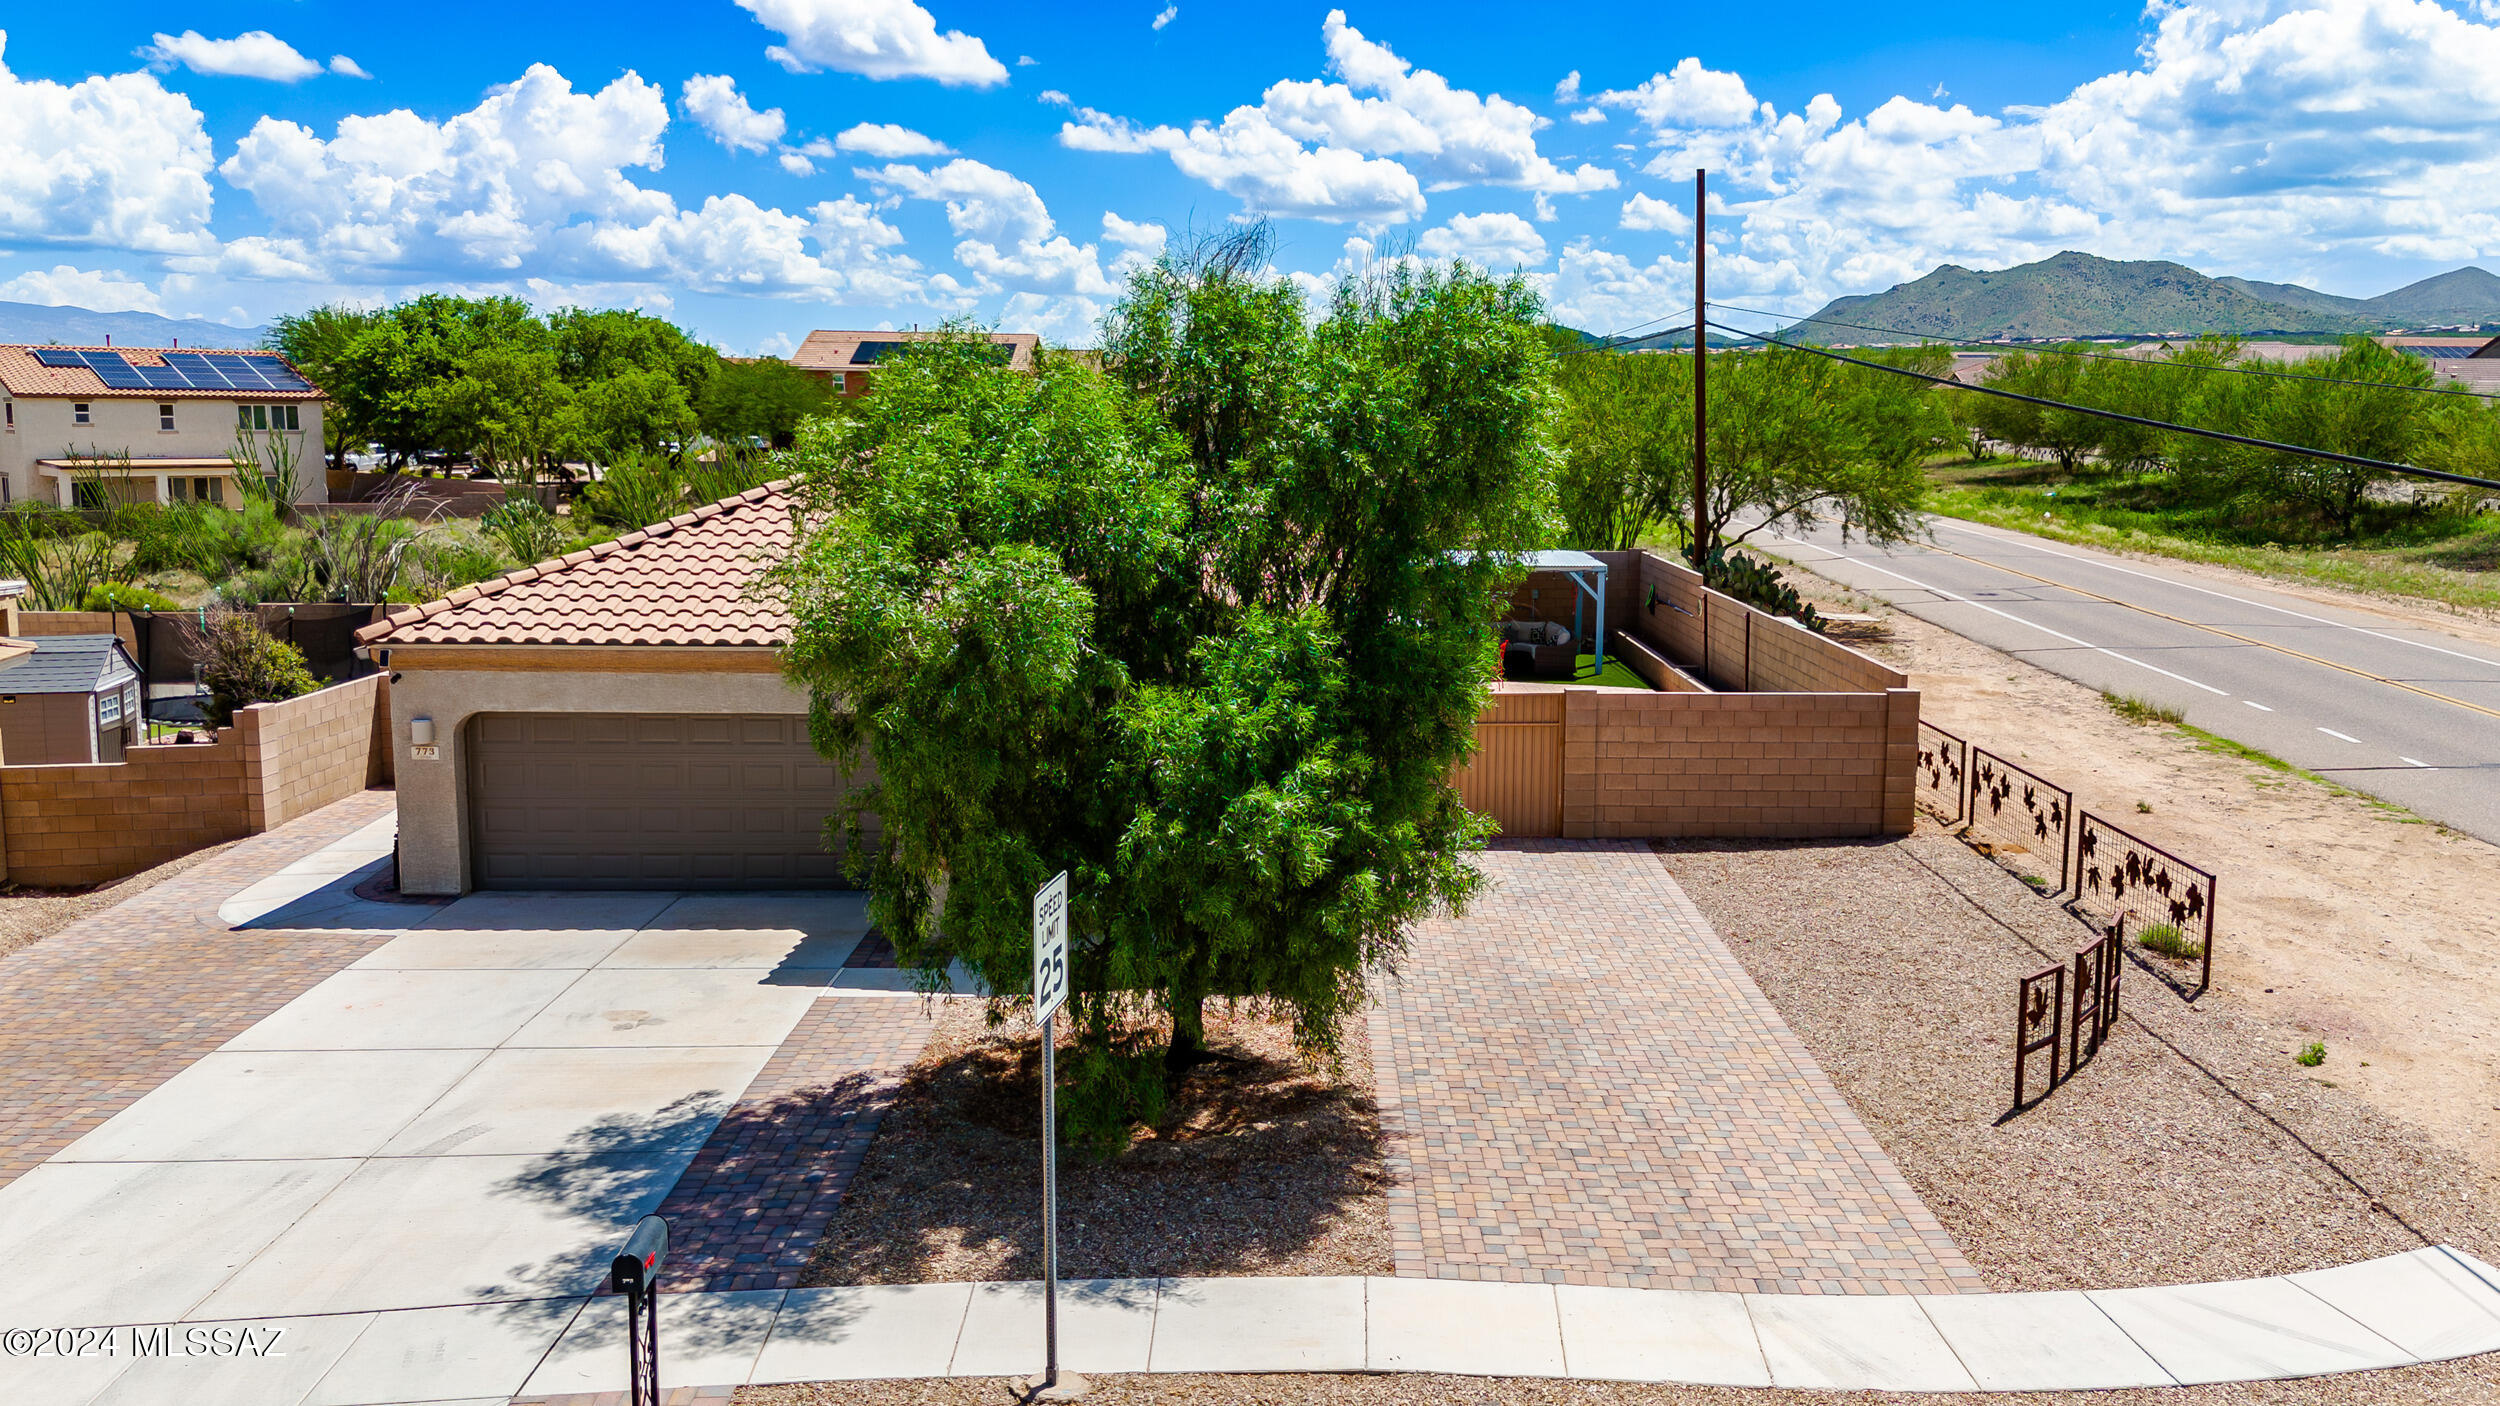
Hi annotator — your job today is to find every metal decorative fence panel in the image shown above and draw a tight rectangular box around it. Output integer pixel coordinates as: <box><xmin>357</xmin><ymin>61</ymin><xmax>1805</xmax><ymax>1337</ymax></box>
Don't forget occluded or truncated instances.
<box><xmin>2072</xmin><ymin>812</ymin><xmax>2217</xmax><ymax>996</ymax></box>
<box><xmin>1967</xmin><ymin>747</ymin><xmax>2074</xmax><ymax>895</ymax></box>
<box><xmin>2068</xmin><ymin>932</ymin><xmax>2121</xmax><ymax>1071</ymax></box>
<box><xmin>2014</xmin><ymin>964</ymin><xmax>2065</xmax><ymax>1109</ymax></box>
<box><xmin>1915</xmin><ymin>721</ymin><xmax>1969</xmax><ymax>827</ymax></box>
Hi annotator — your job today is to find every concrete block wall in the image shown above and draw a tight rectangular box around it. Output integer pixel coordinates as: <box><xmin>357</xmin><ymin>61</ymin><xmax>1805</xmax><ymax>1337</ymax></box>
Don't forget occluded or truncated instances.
<box><xmin>0</xmin><ymin>674</ymin><xmax>388</xmax><ymax>887</ymax></box>
<box><xmin>1549</xmin><ymin>686</ymin><xmax>1908</xmax><ymax>840</ymax></box>
<box><xmin>0</xmin><ymin>734</ymin><xmax>252</xmax><ymax>886</ymax></box>
<box><xmin>233</xmin><ymin>673</ymin><xmax>391</xmax><ymax>832</ymax></box>
<box><xmin>14</xmin><ymin>611</ymin><xmax>140</xmax><ymax>655</ymax></box>
<box><xmin>1622</xmin><ymin>550</ymin><xmax>1905</xmax><ymax>693</ymax></box>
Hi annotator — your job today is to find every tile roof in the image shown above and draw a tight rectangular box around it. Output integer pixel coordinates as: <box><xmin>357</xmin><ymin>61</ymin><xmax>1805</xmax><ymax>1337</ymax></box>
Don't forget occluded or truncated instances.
<box><xmin>0</xmin><ymin>345</ymin><xmax>327</xmax><ymax>400</ymax></box>
<box><xmin>356</xmin><ymin>483</ymin><xmax>799</xmax><ymax>649</ymax></box>
<box><xmin>0</xmin><ymin>635</ymin><xmax>137</xmax><ymax>695</ymax></box>
<box><xmin>789</xmin><ymin>328</ymin><xmax>1038</xmax><ymax>373</ymax></box>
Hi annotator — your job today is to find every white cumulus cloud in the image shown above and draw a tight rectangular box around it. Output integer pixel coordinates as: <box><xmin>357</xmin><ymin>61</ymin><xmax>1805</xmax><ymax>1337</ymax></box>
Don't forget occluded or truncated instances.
<box><xmin>1618</xmin><ymin>192</ymin><xmax>1692</xmax><ymax>235</ymax></box>
<box><xmin>681</xmin><ymin>74</ymin><xmax>787</xmax><ymax>154</ymax></box>
<box><xmin>0</xmin><ymin>36</ymin><xmax>217</xmax><ymax>254</ymax></box>
<box><xmin>735</xmin><ymin>0</ymin><xmax>1008</xmax><ymax>87</ymax></box>
<box><xmin>833</xmin><ymin>121</ymin><xmax>953</xmax><ymax>157</ymax></box>
<box><xmin>0</xmin><ymin>263</ymin><xmax>164</xmax><ymax>313</ymax></box>
<box><xmin>1418</xmin><ymin>210</ymin><xmax>1547</xmax><ymax>267</ymax></box>
<box><xmin>138</xmin><ymin>30</ymin><xmax>327</xmax><ymax>83</ymax></box>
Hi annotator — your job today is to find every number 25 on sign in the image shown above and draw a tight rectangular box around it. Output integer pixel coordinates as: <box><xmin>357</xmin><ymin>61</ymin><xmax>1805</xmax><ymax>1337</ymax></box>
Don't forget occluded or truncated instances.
<box><xmin>1032</xmin><ymin>871</ymin><xmax>1069</xmax><ymax>1025</ymax></box>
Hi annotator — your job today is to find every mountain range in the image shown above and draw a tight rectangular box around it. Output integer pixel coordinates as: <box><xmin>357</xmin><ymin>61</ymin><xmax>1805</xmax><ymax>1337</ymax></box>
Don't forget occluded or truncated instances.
<box><xmin>1790</xmin><ymin>253</ymin><xmax>2500</xmax><ymax>344</ymax></box>
<box><xmin>0</xmin><ymin>302</ymin><xmax>272</xmax><ymax>350</ymax></box>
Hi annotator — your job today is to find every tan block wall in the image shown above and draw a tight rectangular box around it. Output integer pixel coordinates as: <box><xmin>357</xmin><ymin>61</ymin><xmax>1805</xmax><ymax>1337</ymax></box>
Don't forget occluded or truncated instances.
<box><xmin>0</xmin><ymin>674</ymin><xmax>389</xmax><ymax>887</ymax></box>
<box><xmin>1554</xmin><ymin>688</ymin><xmax>1901</xmax><ymax>839</ymax></box>
<box><xmin>234</xmin><ymin>673</ymin><xmax>391</xmax><ymax>831</ymax></box>
<box><xmin>0</xmin><ymin>733</ymin><xmax>252</xmax><ymax>886</ymax></box>
<box><xmin>1625</xmin><ymin>551</ymin><xmax>1905</xmax><ymax>693</ymax></box>
<box><xmin>16</xmin><ymin>611</ymin><xmax>140</xmax><ymax>655</ymax></box>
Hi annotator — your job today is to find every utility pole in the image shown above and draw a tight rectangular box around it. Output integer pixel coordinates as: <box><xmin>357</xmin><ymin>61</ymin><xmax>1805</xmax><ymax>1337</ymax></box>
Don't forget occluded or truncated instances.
<box><xmin>1692</xmin><ymin>168</ymin><xmax>1710</xmax><ymax>583</ymax></box>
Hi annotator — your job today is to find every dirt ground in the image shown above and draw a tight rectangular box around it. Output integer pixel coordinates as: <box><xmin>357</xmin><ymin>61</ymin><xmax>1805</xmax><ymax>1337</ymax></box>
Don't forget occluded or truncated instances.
<box><xmin>739</xmin><ymin>1355</ymin><xmax>2500</xmax><ymax>1406</ymax></box>
<box><xmin>1662</xmin><ymin>828</ymin><xmax>2500</xmax><ymax>1290</ymax></box>
<box><xmin>1786</xmin><ymin>561</ymin><xmax>2500</xmax><ymax>1180</ymax></box>
<box><xmin>0</xmin><ymin>838</ymin><xmax>243</xmax><ymax>962</ymax></box>
<box><xmin>800</xmin><ymin>1001</ymin><xmax>1391</xmax><ymax>1285</ymax></box>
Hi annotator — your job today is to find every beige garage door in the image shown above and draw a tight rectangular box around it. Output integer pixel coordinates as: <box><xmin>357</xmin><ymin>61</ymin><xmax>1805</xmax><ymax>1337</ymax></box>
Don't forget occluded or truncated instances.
<box><xmin>466</xmin><ymin>713</ymin><xmax>872</xmax><ymax>890</ymax></box>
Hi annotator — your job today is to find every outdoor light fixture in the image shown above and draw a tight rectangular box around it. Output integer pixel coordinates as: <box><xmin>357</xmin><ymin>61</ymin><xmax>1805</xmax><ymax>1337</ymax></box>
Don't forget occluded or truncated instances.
<box><xmin>410</xmin><ymin>717</ymin><xmax>435</xmax><ymax>746</ymax></box>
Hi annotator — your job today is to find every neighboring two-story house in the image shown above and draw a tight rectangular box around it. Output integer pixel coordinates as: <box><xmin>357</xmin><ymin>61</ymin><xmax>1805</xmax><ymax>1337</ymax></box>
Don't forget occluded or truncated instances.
<box><xmin>787</xmin><ymin>328</ymin><xmax>1039</xmax><ymax>399</ymax></box>
<box><xmin>0</xmin><ymin>344</ymin><xmax>328</xmax><ymax>508</ymax></box>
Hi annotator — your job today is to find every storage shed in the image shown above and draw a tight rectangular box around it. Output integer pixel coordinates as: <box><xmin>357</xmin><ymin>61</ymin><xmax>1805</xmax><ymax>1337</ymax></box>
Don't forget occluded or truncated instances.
<box><xmin>0</xmin><ymin>634</ymin><xmax>143</xmax><ymax>764</ymax></box>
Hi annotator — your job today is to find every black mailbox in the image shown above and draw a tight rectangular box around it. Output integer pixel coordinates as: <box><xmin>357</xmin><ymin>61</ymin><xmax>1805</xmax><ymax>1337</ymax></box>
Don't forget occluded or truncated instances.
<box><xmin>611</xmin><ymin>1214</ymin><xmax>669</xmax><ymax>1299</ymax></box>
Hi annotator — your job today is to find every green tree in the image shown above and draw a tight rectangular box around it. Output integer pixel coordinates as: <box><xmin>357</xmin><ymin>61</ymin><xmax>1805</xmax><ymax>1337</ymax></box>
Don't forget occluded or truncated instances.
<box><xmin>1969</xmin><ymin>346</ymin><xmax>2101</xmax><ymax>473</ymax></box>
<box><xmin>564</xmin><ymin>366</ymin><xmax>696</xmax><ymax>464</ymax></box>
<box><xmin>423</xmin><ymin>343</ymin><xmax>574</xmax><ymax>481</ymax></box>
<box><xmin>2243</xmin><ymin>338</ymin><xmax>2435</xmax><ymax>534</ymax></box>
<box><xmin>189</xmin><ymin>607</ymin><xmax>319</xmax><ymax>726</ymax></box>
<box><xmin>1551</xmin><ymin>350</ymin><xmax>1687</xmax><ymax>550</ymax></box>
<box><xmin>770</xmin><ymin>245</ymin><xmax>1555</xmax><ymax>1149</ymax></box>
<box><xmin>269</xmin><ymin>304</ymin><xmax>385</xmax><ymax>469</ymax></box>
<box><xmin>697</xmin><ymin>356</ymin><xmax>836</xmax><ymax>450</ymax></box>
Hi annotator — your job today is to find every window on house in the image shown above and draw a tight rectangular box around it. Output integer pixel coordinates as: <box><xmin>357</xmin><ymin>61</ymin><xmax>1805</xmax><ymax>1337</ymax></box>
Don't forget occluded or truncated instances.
<box><xmin>201</xmin><ymin>476</ymin><xmax>222</xmax><ymax>503</ymax></box>
<box><xmin>72</xmin><ymin>480</ymin><xmax>107</xmax><ymax>510</ymax></box>
<box><xmin>237</xmin><ymin>405</ymin><xmax>251</xmax><ymax>430</ymax></box>
<box><xmin>97</xmin><ymin>689</ymin><xmax>122</xmax><ymax>726</ymax></box>
<box><xmin>831</xmin><ymin>372</ymin><xmax>848</xmax><ymax>394</ymax></box>
<box><xmin>73</xmin><ymin>402</ymin><xmax>90</xmax><ymax>426</ymax></box>
<box><xmin>252</xmin><ymin>405</ymin><xmax>269</xmax><ymax>431</ymax></box>
<box><xmin>159</xmin><ymin>403</ymin><xmax>176</xmax><ymax>431</ymax></box>
<box><xmin>4</xmin><ymin>401</ymin><xmax>13</xmax><ymax>427</ymax></box>
<box><xmin>282</xmin><ymin>404</ymin><xmax>300</xmax><ymax>431</ymax></box>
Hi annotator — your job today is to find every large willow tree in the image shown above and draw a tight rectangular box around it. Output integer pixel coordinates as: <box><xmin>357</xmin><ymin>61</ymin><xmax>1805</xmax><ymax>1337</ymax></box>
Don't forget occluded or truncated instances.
<box><xmin>770</xmin><ymin>233</ymin><xmax>1556</xmax><ymax>1148</ymax></box>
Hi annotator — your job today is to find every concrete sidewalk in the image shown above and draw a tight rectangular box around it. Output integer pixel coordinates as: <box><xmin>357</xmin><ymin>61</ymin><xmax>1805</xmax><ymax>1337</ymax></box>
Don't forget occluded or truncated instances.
<box><xmin>488</xmin><ymin>1244</ymin><xmax>2497</xmax><ymax>1397</ymax></box>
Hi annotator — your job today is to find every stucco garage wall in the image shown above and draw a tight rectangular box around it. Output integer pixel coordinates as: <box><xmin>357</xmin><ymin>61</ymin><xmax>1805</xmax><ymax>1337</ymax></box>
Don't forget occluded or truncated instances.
<box><xmin>388</xmin><ymin>666</ymin><xmax>849</xmax><ymax>895</ymax></box>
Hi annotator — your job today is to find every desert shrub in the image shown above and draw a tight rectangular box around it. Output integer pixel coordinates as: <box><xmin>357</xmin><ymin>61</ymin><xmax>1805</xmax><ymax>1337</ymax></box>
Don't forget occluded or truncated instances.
<box><xmin>481</xmin><ymin>498</ymin><xmax>564</xmax><ymax>565</ymax></box>
<box><xmin>189</xmin><ymin>607</ymin><xmax>319</xmax><ymax>726</ymax></box>
<box><xmin>2295</xmin><ymin>1041</ymin><xmax>2326</xmax><ymax>1068</ymax></box>
<box><xmin>2136</xmin><ymin>922</ymin><xmax>2204</xmax><ymax>960</ymax></box>
<box><xmin>577</xmin><ymin>453</ymin><xmax>688</xmax><ymax>530</ymax></box>
<box><xmin>300</xmin><ymin>513</ymin><xmax>419</xmax><ymax>602</ymax></box>
<box><xmin>82</xmin><ymin>582</ymin><xmax>181</xmax><ymax>611</ymax></box>
<box><xmin>393</xmin><ymin>523</ymin><xmax>512</xmax><ymax>602</ymax></box>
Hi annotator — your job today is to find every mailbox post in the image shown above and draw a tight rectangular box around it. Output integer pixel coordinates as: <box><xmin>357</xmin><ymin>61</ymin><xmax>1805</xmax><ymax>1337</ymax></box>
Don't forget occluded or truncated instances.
<box><xmin>610</xmin><ymin>1214</ymin><xmax>669</xmax><ymax>1406</ymax></box>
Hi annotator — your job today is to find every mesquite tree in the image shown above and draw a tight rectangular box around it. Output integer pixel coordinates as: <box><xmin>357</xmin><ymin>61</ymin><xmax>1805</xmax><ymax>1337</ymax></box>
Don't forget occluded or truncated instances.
<box><xmin>770</xmin><ymin>235</ymin><xmax>1556</xmax><ymax>1149</ymax></box>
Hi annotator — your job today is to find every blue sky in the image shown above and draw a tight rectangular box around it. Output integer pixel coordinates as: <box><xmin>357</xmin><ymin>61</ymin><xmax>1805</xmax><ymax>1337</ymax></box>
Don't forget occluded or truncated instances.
<box><xmin>2</xmin><ymin>1</ymin><xmax>2496</xmax><ymax>351</ymax></box>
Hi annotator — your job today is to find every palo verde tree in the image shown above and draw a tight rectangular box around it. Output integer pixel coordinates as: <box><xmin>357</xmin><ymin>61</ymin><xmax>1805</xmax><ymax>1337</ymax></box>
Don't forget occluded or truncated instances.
<box><xmin>1552</xmin><ymin>343</ymin><xmax>1948</xmax><ymax>567</ymax></box>
<box><xmin>770</xmin><ymin>235</ymin><xmax>1555</xmax><ymax>1150</ymax></box>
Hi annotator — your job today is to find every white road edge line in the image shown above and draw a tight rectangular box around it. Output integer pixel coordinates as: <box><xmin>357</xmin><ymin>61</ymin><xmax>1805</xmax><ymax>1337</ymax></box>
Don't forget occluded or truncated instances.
<box><xmin>1929</xmin><ymin>518</ymin><xmax>2500</xmax><ymax>673</ymax></box>
<box><xmin>2244</xmin><ymin>700</ymin><xmax>2273</xmax><ymax>711</ymax></box>
<box><xmin>1772</xmin><ymin>536</ymin><xmax>2231</xmax><ymax>696</ymax></box>
<box><xmin>2318</xmin><ymin>727</ymin><xmax>2362</xmax><ymax>743</ymax></box>
<box><xmin>2402</xmin><ymin>757</ymin><xmax>2434</xmax><ymax>768</ymax></box>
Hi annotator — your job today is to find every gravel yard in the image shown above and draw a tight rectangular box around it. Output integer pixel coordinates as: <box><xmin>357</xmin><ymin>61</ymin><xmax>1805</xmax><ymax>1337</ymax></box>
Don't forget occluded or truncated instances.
<box><xmin>0</xmin><ymin>838</ymin><xmax>243</xmax><ymax>962</ymax></box>
<box><xmin>740</xmin><ymin>1355</ymin><xmax>2500</xmax><ymax>1406</ymax></box>
<box><xmin>1659</xmin><ymin>828</ymin><xmax>2500</xmax><ymax>1291</ymax></box>
<box><xmin>799</xmin><ymin>1000</ymin><xmax>1391</xmax><ymax>1285</ymax></box>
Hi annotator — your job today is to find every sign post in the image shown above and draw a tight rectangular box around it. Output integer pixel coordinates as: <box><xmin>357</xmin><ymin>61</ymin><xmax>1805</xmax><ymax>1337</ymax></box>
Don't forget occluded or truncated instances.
<box><xmin>1025</xmin><ymin>871</ymin><xmax>1085</xmax><ymax>1400</ymax></box>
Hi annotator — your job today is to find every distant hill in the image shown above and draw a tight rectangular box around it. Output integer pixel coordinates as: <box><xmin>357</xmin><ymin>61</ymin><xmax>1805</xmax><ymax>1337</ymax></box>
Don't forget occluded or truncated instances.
<box><xmin>1791</xmin><ymin>253</ymin><xmax>2377</xmax><ymax>343</ymax></box>
<box><xmin>2358</xmin><ymin>267</ymin><xmax>2500</xmax><ymax>326</ymax></box>
<box><xmin>0</xmin><ymin>301</ymin><xmax>271</xmax><ymax>349</ymax></box>
<box><xmin>2214</xmin><ymin>276</ymin><xmax>2370</xmax><ymax>318</ymax></box>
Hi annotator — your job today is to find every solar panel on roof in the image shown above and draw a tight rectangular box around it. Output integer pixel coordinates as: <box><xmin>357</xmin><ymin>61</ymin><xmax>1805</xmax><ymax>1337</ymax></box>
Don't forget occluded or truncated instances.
<box><xmin>32</xmin><ymin>348</ymin><xmax>85</xmax><ymax>368</ymax></box>
<box><xmin>205</xmin><ymin>354</ymin><xmax>272</xmax><ymax>389</ymax></box>
<box><xmin>247</xmin><ymin>355</ymin><xmax>313</xmax><ymax>391</ymax></box>
<box><xmin>85</xmin><ymin>352</ymin><xmax>151</xmax><ymax>389</ymax></box>
<box><xmin>161</xmin><ymin>352</ymin><xmax>235</xmax><ymax>388</ymax></box>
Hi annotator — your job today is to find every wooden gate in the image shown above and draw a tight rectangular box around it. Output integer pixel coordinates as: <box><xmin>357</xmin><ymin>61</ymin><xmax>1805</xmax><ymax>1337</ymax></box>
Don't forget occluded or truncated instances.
<box><xmin>1457</xmin><ymin>690</ymin><xmax>1564</xmax><ymax>837</ymax></box>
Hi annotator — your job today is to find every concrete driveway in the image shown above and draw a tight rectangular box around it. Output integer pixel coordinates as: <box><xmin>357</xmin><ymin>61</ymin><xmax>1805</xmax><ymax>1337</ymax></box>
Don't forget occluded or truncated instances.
<box><xmin>0</xmin><ymin>823</ymin><xmax>929</xmax><ymax>1406</ymax></box>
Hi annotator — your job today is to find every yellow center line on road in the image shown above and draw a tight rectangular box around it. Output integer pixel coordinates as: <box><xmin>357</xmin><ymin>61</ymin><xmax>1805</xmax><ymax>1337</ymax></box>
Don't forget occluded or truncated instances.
<box><xmin>1906</xmin><ymin>537</ymin><xmax>2500</xmax><ymax>726</ymax></box>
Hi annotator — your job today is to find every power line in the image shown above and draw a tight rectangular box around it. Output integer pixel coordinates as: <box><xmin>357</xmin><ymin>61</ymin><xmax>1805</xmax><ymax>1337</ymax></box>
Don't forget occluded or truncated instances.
<box><xmin>1570</xmin><ymin>306</ymin><xmax>1694</xmax><ymax>355</ymax></box>
<box><xmin>1706</xmin><ymin>299</ymin><xmax>2500</xmax><ymax>403</ymax></box>
<box><xmin>1699</xmin><ymin>316</ymin><xmax>2500</xmax><ymax>494</ymax></box>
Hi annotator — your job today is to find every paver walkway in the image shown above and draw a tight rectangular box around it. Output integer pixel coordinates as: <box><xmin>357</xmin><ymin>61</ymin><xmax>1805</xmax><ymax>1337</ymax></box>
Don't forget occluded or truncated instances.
<box><xmin>0</xmin><ymin>790</ymin><xmax>400</xmax><ymax>1185</ymax></box>
<box><xmin>1369</xmin><ymin>840</ymin><xmax>1983</xmax><ymax>1294</ymax></box>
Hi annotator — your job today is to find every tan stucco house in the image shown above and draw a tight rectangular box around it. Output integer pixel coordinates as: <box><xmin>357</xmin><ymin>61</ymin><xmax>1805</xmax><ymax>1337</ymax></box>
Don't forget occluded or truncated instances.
<box><xmin>354</xmin><ymin>483</ymin><xmax>875</xmax><ymax>895</ymax></box>
<box><xmin>787</xmin><ymin>328</ymin><xmax>1038</xmax><ymax>400</ymax></box>
<box><xmin>0</xmin><ymin>344</ymin><xmax>327</xmax><ymax>508</ymax></box>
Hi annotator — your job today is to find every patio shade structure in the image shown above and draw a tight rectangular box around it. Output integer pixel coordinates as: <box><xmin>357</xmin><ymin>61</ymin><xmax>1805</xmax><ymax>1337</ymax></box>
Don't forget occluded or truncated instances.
<box><xmin>1456</xmin><ymin>549</ymin><xmax>1609</xmax><ymax>680</ymax></box>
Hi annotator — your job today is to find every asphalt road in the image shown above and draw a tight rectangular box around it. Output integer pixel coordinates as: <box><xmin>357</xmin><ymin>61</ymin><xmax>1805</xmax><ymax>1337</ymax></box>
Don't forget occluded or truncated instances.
<box><xmin>1751</xmin><ymin>515</ymin><xmax>2500</xmax><ymax>845</ymax></box>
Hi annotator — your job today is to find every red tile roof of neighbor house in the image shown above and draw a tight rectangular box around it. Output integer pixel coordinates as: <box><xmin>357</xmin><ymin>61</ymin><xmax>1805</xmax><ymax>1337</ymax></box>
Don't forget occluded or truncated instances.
<box><xmin>355</xmin><ymin>483</ymin><xmax>798</xmax><ymax>649</ymax></box>
<box><xmin>0</xmin><ymin>345</ymin><xmax>326</xmax><ymax>400</ymax></box>
<box><xmin>789</xmin><ymin>328</ymin><xmax>1038</xmax><ymax>372</ymax></box>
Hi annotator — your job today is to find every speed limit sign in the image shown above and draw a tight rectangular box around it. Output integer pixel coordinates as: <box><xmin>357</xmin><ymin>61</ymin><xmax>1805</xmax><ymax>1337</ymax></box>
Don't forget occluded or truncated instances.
<box><xmin>1032</xmin><ymin>871</ymin><xmax>1069</xmax><ymax>1026</ymax></box>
